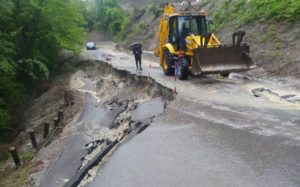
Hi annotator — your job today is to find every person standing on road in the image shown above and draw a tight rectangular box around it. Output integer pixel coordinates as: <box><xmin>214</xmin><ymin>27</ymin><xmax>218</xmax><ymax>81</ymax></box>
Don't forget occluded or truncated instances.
<box><xmin>132</xmin><ymin>45</ymin><xmax>143</xmax><ymax>71</ymax></box>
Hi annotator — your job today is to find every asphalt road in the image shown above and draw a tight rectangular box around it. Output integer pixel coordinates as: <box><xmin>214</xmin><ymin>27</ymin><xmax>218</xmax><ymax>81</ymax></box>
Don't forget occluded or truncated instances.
<box><xmin>39</xmin><ymin>94</ymin><xmax>125</xmax><ymax>187</ymax></box>
<box><xmin>85</xmin><ymin>43</ymin><xmax>300</xmax><ymax>187</ymax></box>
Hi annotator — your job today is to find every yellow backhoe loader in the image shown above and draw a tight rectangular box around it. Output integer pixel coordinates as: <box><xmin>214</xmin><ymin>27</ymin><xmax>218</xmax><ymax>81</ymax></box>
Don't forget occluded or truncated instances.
<box><xmin>154</xmin><ymin>4</ymin><xmax>256</xmax><ymax>80</ymax></box>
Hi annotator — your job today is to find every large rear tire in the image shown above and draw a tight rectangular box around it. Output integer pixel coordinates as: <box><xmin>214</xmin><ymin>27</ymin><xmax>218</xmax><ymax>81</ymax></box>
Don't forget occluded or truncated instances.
<box><xmin>178</xmin><ymin>58</ymin><xmax>189</xmax><ymax>80</ymax></box>
<box><xmin>179</xmin><ymin>65</ymin><xmax>189</xmax><ymax>80</ymax></box>
<box><xmin>162</xmin><ymin>49</ymin><xmax>174</xmax><ymax>76</ymax></box>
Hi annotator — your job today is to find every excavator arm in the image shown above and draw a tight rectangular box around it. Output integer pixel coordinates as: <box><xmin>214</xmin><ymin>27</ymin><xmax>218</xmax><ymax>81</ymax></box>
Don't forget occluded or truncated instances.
<box><xmin>154</xmin><ymin>5</ymin><xmax>175</xmax><ymax>59</ymax></box>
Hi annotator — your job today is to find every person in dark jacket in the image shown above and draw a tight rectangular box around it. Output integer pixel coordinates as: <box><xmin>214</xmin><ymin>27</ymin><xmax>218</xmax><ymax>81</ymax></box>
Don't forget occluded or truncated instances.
<box><xmin>132</xmin><ymin>45</ymin><xmax>143</xmax><ymax>71</ymax></box>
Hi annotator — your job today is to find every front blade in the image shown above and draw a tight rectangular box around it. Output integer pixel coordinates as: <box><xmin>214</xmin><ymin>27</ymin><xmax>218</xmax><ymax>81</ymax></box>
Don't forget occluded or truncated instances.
<box><xmin>192</xmin><ymin>45</ymin><xmax>255</xmax><ymax>75</ymax></box>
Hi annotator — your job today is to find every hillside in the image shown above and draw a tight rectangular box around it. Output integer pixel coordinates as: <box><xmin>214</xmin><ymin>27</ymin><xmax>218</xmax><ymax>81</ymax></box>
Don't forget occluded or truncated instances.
<box><xmin>119</xmin><ymin>0</ymin><xmax>300</xmax><ymax>78</ymax></box>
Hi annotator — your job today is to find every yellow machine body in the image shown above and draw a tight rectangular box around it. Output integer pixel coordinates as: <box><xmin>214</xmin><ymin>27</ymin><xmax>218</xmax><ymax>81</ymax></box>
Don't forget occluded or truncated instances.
<box><xmin>154</xmin><ymin>5</ymin><xmax>255</xmax><ymax>77</ymax></box>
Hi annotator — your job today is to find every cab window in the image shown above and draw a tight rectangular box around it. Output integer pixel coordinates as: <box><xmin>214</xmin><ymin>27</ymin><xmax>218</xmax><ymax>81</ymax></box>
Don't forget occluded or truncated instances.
<box><xmin>169</xmin><ymin>17</ymin><xmax>177</xmax><ymax>44</ymax></box>
<box><xmin>178</xmin><ymin>16</ymin><xmax>207</xmax><ymax>37</ymax></box>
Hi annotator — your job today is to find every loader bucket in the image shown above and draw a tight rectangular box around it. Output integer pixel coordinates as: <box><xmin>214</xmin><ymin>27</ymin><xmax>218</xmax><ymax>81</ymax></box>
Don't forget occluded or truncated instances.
<box><xmin>192</xmin><ymin>45</ymin><xmax>256</xmax><ymax>75</ymax></box>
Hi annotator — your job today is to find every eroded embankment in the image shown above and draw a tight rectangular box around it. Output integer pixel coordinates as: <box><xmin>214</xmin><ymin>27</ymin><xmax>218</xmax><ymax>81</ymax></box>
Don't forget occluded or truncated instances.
<box><xmin>93</xmin><ymin>59</ymin><xmax>174</xmax><ymax>100</ymax></box>
<box><xmin>36</xmin><ymin>59</ymin><xmax>174</xmax><ymax>187</ymax></box>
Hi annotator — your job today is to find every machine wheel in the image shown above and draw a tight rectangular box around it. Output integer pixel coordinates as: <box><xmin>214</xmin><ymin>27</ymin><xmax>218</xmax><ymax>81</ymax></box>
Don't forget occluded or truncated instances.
<box><xmin>179</xmin><ymin>59</ymin><xmax>189</xmax><ymax>80</ymax></box>
<box><xmin>162</xmin><ymin>49</ymin><xmax>174</xmax><ymax>75</ymax></box>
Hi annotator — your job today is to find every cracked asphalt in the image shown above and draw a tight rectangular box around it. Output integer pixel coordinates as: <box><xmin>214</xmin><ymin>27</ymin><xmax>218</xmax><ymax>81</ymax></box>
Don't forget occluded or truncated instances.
<box><xmin>38</xmin><ymin>41</ymin><xmax>300</xmax><ymax>187</ymax></box>
<box><xmin>86</xmin><ymin>42</ymin><xmax>300</xmax><ymax>187</ymax></box>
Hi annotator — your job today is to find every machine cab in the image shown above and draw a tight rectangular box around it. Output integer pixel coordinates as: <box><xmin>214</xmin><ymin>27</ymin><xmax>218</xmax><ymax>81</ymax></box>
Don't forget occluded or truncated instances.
<box><xmin>168</xmin><ymin>14</ymin><xmax>208</xmax><ymax>50</ymax></box>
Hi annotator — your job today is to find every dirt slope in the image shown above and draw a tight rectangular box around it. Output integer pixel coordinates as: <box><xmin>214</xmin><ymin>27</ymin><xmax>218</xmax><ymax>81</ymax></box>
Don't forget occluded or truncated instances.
<box><xmin>121</xmin><ymin>0</ymin><xmax>166</xmax><ymax>10</ymax></box>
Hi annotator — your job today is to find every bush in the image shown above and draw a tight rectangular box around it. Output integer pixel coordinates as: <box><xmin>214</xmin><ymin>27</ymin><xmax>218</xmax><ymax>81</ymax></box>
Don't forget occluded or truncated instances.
<box><xmin>88</xmin><ymin>0</ymin><xmax>129</xmax><ymax>37</ymax></box>
<box><xmin>212</xmin><ymin>0</ymin><xmax>300</xmax><ymax>31</ymax></box>
<box><xmin>0</xmin><ymin>0</ymin><xmax>86</xmax><ymax>142</ymax></box>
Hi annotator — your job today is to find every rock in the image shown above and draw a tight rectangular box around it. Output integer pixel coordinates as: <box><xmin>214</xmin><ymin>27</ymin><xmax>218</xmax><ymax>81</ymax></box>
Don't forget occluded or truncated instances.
<box><xmin>252</xmin><ymin>87</ymin><xmax>265</xmax><ymax>92</ymax></box>
<box><xmin>296</xmin><ymin>54</ymin><xmax>300</xmax><ymax>62</ymax></box>
<box><xmin>252</xmin><ymin>87</ymin><xmax>265</xmax><ymax>97</ymax></box>
<box><xmin>118</xmin><ymin>82</ymin><xmax>125</xmax><ymax>89</ymax></box>
<box><xmin>96</xmin><ymin>78</ymin><xmax>104</xmax><ymax>89</ymax></box>
<box><xmin>281</xmin><ymin>94</ymin><xmax>296</xmax><ymax>99</ymax></box>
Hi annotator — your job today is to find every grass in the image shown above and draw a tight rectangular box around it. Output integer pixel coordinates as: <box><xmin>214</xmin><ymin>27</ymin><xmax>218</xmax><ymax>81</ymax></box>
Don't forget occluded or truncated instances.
<box><xmin>148</xmin><ymin>30</ymin><xmax>155</xmax><ymax>38</ymax></box>
<box><xmin>259</xmin><ymin>50</ymin><xmax>286</xmax><ymax>62</ymax></box>
<box><xmin>20</xmin><ymin>151</ymin><xmax>35</xmax><ymax>162</ymax></box>
<box><xmin>0</xmin><ymin>161</ymin><xmax>36</xmax><ymax>187</ymax></box>
<box><xmin>260</xmin><ymin>29</ymin><xmax>281</xmax><ymax>43</ymax></box>
<box><xmin>211</xmin><ymin>0</ymin><xmax>300</xmax><ymax>32</ymax></box>
<box><xmin>138</xmin><ymin>20</ymin><xmax>147</xmax><ymax>30</ymax></box>
<box><xmin>117</xmin><ymin>0</ymin><xmax>161</xmax><ymax>43</ymax></box>
<box><xmin>0</xmin><ymin>150</ymin><xmax>38</xmax><ymax>187</ymax></box>
<box><xmin>124</xmin><ymin>18</ymin><xmax>148</xmax><ymax>42</ymax></box>
<box><xmin>0</xmin><ymin>160</ymin><xmax>5</xmax><ymax>170</ymax></box>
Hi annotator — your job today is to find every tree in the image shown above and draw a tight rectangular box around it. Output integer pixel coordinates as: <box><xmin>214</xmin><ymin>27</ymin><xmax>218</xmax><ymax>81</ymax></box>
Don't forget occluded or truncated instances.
<box><xmin>0</xmin><ymin>0</ymin><xmax>87</xmax><ymax>142</ymax></box>
<box><xmin>42</xmin><ymin>0</ymin><xmax>86</xmax><ymax>53</ymax></box>
<box><xmin>0</xmin><ymin>0</ymin><xmax>25</xmax><ymax>142</ymax></box>
<box><xmin>85</xmin><ymin>0</ymin><xmax>129</xmax><ymax>35</ymax></box>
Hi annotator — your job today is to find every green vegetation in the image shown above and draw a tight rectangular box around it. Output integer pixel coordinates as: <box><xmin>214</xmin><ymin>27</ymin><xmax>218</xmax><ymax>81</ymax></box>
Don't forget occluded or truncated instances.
<box><xmin>21</xmin><ymin>151</ymin><xmax>35</xmax><ymax>162</ymax></box>
<box><xmin>86</xmin><ymin>0</ymin><xmax>129</xmax><ymax>36</ymax></box>
<box><xmin>0</xmin><ymin>0</ymin><xmax>86</xmax><ymax>142</ymax></box>
<box><xmin>260</xmin><ymin>30</ymin><xmax>279</xmax><ymax>43</ymax></box>
<box><xmin>211</xmin><ymin>0</ymin><xmax>300</xmax><ymax>31</ymax></box>
<box><xmin>138</xmin><ymin>20</ymin><xmax>147</xmax><ymax>30</ymax></box>
<box><xmin>0</xmin><ymin>160</ymin><xmax>4</xmax><ymax>170</ymax></box>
